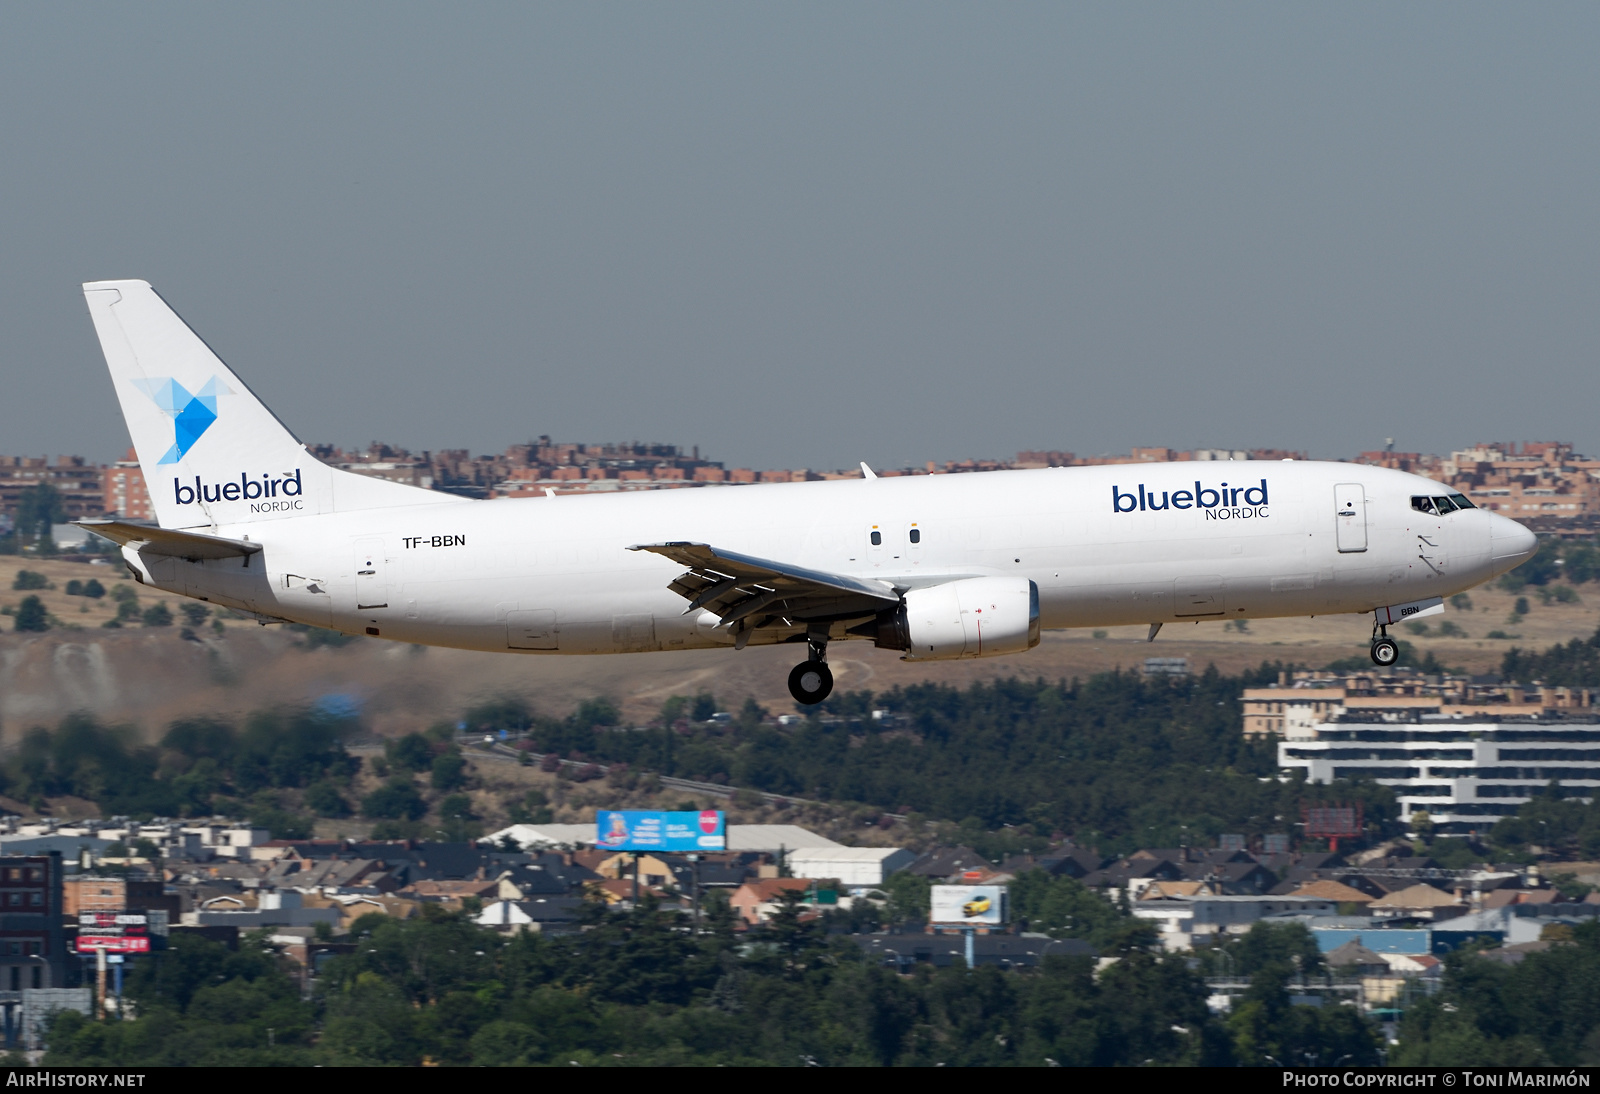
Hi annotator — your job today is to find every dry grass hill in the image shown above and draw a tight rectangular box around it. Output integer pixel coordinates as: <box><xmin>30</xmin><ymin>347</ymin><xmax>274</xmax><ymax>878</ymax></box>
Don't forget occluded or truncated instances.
<box><xmin>2</xmin><ymin>554</ymin><xmax>1595</xmax><ymax>744</ymax></box>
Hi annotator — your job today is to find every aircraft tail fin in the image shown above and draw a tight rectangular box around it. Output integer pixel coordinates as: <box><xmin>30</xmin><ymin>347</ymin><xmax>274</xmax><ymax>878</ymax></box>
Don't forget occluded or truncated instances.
<box><xmin>83</xmin><ymin>280</ymin><xmax>457</xmax><ymax>529</ymax></box>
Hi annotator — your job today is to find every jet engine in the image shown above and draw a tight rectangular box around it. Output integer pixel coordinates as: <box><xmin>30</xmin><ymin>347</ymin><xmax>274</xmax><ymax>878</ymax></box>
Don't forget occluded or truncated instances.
<box><xmin>870</xmin><ymin>576</ymin><xmax>1040</xmax><ymax>661</ymax></box>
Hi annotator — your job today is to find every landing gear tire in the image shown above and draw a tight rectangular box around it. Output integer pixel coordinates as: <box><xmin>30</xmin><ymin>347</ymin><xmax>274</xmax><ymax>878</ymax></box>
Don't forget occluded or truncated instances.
<box><xmin>1370</xmin><ymin>637</ymin><xmax>1399</xmax><ymax>667</ymax></box>
<box><xmin>788</xmin><ymin>661</ymin><xmax>834</xmax><ymax>706</ymax></box>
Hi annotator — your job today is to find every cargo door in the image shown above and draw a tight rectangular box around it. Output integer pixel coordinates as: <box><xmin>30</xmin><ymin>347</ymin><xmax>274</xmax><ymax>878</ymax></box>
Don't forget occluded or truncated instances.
<box><xmin>611</xmin><ymin>613</ymin><xmax>657</xmax><ymax>652</ymax></box>
<box><xmin>354</xmin><ymin>536</ymin><xmax>389</xmax><ymax>609</ymax></box>
<box><xmin>1335</xmin><ymin>484</ymin><xmax>1368</xmax><ymax>553</ymax></box>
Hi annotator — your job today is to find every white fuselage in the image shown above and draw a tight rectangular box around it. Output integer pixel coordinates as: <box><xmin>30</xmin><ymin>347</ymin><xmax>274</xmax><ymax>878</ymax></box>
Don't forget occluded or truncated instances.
<box><xmin>123</xmin><ymin>460</ymin><xmax>1535</xmax><ymax>657</ymax></box>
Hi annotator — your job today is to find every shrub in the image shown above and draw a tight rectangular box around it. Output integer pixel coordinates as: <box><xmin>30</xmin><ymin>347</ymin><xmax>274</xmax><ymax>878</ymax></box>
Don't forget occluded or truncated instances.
<box><xmin>437</xmin><ymin>793</ymin><xmax>474</xmax><ymax>820</ymax></box>
<box><xmin>12</xmin><ymin>571</ymin><xmax>49</xmax><ymax>591</ymax></box>
<box><xmin>430</xmin><ymin>751</ymin><xmax>466</xmax><ymax>791</ymax></box>
<box><xmin>305</xmin><ymin>781</ymin><xmax>351</xmax><ymax>818</ymax></box>
<box><xmin>13</xmin><ymin>596</ymin><xmax>48</xmax><ymax>632</ymax></box>
<box><xmin>142</xmin><ymin>602</ymin><xmax>174</xmax><ymax>627</ymax></box>
<box><xmin>362</xmin><ymin>779</ymin><xmax>426</xmax><ymax>821</ymax></box>
<box><xmin>387</xmin><ymin>733</ymin><xmax>433</xmax><ymax>773</ymax></box>
<box><xmin>690</xmin><ymin>692</ymin><xmax>718</xmax><ymax>722</ymax></box>
<box><xmin>1539</xmin><ymin>585</ymin><xmax>1580</xmax><ymax>606</ymax></box>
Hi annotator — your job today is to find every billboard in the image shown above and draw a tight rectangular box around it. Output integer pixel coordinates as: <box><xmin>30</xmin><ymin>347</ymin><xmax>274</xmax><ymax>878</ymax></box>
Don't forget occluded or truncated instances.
<box><xmin>931</xmin><ymin>884</ymin><xmax>1006</xmax><ymax>926</ymax></box>
<box><xmin>75</xmin><ymin>936</ymin><xmax>150</xmax><ymax>954</ymax></box>
<box><xmin>75</xmin><ymin>910</ymin><xmax>151</xmax><ymax>954</ymax></box>
<box><xmin>595</xmin><ymin>810</ymin><xmax>725</xmax><ymax>851</ymax></box>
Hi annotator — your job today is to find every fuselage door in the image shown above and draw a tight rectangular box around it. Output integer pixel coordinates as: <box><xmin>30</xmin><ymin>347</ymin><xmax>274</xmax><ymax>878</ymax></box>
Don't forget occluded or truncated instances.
<box><xmin>354</xmin><ymin>536</ymin><xmax>389</xmax><ymax>609</ymax></box>
<box><xmin>867</xmin><ymin>524</ymin><xmax>885</xmax><ymax>565</ymax></box>
<box><xmin>1335</xmin><ymin>484</ymin><xmax>1368</xmax><ymax>553</ymax></box>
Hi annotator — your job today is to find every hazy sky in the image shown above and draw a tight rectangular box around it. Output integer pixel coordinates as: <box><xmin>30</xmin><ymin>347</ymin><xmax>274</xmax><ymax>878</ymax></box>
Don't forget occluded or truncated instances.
<box><xmin>3</xmin><ymin>4</ymin><xmax>1597</xmax><ymax>471</ymax></box>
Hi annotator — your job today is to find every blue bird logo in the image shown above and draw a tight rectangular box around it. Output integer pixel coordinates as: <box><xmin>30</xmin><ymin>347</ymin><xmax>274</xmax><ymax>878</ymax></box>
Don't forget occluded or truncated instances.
<box><xmin>132</xmin><ymin>376</ymin><xmax>231</xmax><ymax>464</ymax></box>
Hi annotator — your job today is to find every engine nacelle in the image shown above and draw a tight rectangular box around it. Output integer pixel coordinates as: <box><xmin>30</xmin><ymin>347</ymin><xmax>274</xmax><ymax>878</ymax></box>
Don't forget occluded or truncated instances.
<box><xmin>876</xmin><ymin>576</ymin><xmax>1040</xmax><ymax>661</ymax></box>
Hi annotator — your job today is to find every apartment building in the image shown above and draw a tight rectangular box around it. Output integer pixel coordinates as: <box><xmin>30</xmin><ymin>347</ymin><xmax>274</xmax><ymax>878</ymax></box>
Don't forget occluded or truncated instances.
<box><xmin>1242</xmin><ymin>670</ymin><xmax>1592</xmax><ymax>740</ymax></box>
<box><xmin>100</xmin><ymin>450</ymin><xmax>153</xmax><ymax>521</ymax></box>
<box><xmin>0</xmin><ymin>854</ymin><xmax>67</xmax><ymax>995</ymax></box>
<box><xmin>1254</xmin><ymin>671</ymin><xmax>1600</xmax><ymax>832</ymax></box>
<box><xmin>0</xmin><ymin>457</ymin><xmax>104</xmax><ymax>522</ymax></box>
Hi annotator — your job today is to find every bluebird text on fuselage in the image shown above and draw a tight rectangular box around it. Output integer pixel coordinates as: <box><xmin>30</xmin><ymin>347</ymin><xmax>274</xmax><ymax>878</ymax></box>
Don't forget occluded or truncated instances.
<box><xmin>1112</xmin><ymin>479</ymin><xmax>1269</xmax><ymax>514</ymax></box>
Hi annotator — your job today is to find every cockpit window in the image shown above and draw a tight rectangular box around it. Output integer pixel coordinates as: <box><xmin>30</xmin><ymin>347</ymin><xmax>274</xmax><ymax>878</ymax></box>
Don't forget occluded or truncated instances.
<box><xmin>1413</xmin><ymin>494</ymin><xmax>1476</xmax><ymax>516</ymax></box>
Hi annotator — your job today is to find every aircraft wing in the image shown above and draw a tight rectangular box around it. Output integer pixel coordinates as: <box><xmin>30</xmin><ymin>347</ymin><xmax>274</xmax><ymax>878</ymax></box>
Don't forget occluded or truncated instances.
<box><xmin>629</xmin><ymin>542</ymin><xmax>898</xmax><ymax>636</ymax></box>
<box><xmin>74</xmin><ymin>519</ymin><xmax>264</xmax><ymax>562</ymax></box>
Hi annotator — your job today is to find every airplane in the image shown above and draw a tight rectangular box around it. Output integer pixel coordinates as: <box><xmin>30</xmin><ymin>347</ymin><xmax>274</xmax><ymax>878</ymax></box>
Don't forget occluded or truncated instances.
<box><xmin>74</xmin><ymin>279</ymin><xmax>1539</xmax><ymax>706</ymax></box>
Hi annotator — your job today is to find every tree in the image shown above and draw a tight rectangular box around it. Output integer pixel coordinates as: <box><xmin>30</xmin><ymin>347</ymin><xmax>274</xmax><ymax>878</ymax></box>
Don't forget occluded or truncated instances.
<box><xmin>431</xmin><ymin>750</ymin><xmax>466</xmax><ymax>791</ymax></box>
<box><xmin>386</xmin><ymin>733</ymin><xmax>433</xmax><ymax>773</ymax></box>
<box><xmin>305</xmin><ymin>780</ymin><xmax>351</xmax><ymax>818</ymax></box>
<box><xmin>12</xmin><ymin>570</ymin><xmax>49</xmax><ymax>591</ymax></box>
<box><xmin>142</xmin><ymin>602</ymin><xmax>173</xmax><ymax>627</ymax></box>
<box><xmin>1010</xmin><ymin>869</ymin><xmax>1154</xmax><ymax>951</ymax></box>
<box><xmin>14</xmin><ymin>484</ymin><xmax>64</xmax><ymax>548</ymax></box>
<box><xmin>363</xmin><ymin>779</ymin><xmax>426</xmax><ymax>821</ymax></box>
<box><xmin>13</xmin><ymin>595</ymin><xmax>48</xmax><ymax>632</ymax></box>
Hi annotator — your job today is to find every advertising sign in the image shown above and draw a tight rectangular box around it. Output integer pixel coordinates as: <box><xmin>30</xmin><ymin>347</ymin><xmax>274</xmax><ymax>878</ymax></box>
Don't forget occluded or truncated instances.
<box><xmin>596</xmin><ymin>810</ymin><xmax>726</xmax><ymax>851</ymax></box>
<box><xmin>74</xmin><ymin>936</ymin><xmax>150</xmax><ymax>954</ymax></box>
<box><xmin>75</xmin><ymin>910</ymin><xmax>151</xmax><ymax>954</ymax></box>
<box><xmin>931</xmin><ymin>884</ymin><xmax>1006</xmax><ymax>926</ymax></box>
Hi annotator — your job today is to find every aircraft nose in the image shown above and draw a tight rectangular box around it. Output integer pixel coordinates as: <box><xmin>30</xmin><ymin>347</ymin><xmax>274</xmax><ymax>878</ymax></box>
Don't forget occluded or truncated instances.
<box><xmin>1489</xmin><ymin>515</ymin><xmax>1538</xmax><ymax>573</ymax></box>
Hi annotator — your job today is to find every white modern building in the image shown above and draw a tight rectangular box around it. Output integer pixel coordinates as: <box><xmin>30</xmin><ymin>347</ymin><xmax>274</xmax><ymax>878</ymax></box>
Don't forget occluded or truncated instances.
<box><xmin>1279</xmin><ymin>717</ymin><xmax>1600</xmax><ymax>832</ymax></box>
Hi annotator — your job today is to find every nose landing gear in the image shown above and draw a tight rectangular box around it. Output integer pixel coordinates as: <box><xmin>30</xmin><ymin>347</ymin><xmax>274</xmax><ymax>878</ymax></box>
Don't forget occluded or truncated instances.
<box><xmin>787</xmin><ymin>632</ymin><xmax>834</xmax><ymax>705</ymax></box>
<box><xmin>1370</xmin><ymin>620</ymin><xmax>1399</xmax><ymax>667</ymax></box>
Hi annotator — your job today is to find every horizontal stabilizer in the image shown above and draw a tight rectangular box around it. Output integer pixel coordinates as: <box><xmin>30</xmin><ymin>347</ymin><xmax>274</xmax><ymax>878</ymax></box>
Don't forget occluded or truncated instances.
<box><xmin>74</xmin><ymin>519</ymin><xmax>264</xmax><ymax>562</ymax></box>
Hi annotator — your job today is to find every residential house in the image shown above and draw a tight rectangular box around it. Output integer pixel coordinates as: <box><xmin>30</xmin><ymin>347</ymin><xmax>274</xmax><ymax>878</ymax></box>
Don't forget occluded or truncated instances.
<box><xmin>729</xmin><ymin>878</ymin><xmax>813</xmax><ymax>924</ymax></box>
<box><xmin>1284</xmin><ymin>880</ymin><xmax>1376</xmax><ymax>910</ymax></box>
<box><xmin>1325</xmin><ymin>940</ymin><xmax>1390</xmax><ymax>978</ymax></box>
<box><xmin>1368</xmin><ymin>884</ymin><xmax>1466</xmax><ymax>922</ymax></box>
<box><xmin>904</xmin><ymin>847</ymin><xmax>990</xmax><ymax>880</ymax></box>
<box><xmin>475</xmin><ymin>897</ymin><xmax>583</xmax><ymax>934</ymax></box>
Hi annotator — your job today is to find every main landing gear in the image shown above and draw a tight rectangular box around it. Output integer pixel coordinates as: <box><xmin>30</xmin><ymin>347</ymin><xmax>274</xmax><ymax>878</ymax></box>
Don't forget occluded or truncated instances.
<box><xmin>787</xmin><ymin>632</ymin><xmax>834</xmax><ymax>706</ymax></box>
<box><xmin>1370</xmin><ymin>621</ymin><xmax>1399</xmax><ymax>668</ymax></box>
